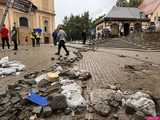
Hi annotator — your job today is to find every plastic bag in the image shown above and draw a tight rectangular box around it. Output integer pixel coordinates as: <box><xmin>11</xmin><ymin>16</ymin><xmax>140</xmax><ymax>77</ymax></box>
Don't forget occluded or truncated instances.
<box><xmin>0</xmin><ymin>57</ymin><xmax>9</xmax><ymax>65</ymax></box>
<box><xmin>35</xmin><ymin>74</ymin><xmax>47</xmax><ymax>83</ymax></box>
<box><xmin>2</xmin><ymin>68</ymin><xmax>17</xmax><ymax>75</ymax></box>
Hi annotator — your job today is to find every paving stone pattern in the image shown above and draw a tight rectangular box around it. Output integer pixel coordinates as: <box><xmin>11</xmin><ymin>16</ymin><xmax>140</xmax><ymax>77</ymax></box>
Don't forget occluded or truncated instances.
<box><xmin>77</xmin><ymin>49</ymin><xmax>143</xmax><ymax>89</ymax></box>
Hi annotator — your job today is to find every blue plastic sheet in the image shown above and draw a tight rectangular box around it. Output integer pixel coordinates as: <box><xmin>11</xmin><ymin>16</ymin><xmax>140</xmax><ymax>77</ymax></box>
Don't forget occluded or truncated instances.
<box><xmin>26</xmin><ymin>92</ymin><xmax>48</xmax><ymax>106</ymax></box>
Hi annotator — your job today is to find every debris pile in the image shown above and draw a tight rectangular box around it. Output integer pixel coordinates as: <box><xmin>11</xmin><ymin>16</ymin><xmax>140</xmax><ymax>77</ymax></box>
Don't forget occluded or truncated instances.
<box><xmin>89</xmin><ymin>86</ymin><xmax>158</xmax><ymax>119</ymax></box>
<box><xmin>61</xmin><ymin>78</ymin><xmax>87</xmax><ymax>111</ymax></box>
<box><xmin>123</xmin><ymin>63</ymin><xmax>160</xmax><ymax>74</ymax></box>
<box><xmin>0</xmin><ymin>57</ymin><xmax>25</xmax><ymax>77</ymax></box>
<box><xmin>0</xmin><ymin>49</ymin><xmax>91</xmax><ymax>119</ymax></box>
<box><xmin>125</xmin><ymin>92</ymin><xmax>156</xmax><ymax>116</ymax></box>
<box><xmin>90</xmin><ymin>88</ymin><xmax>123</xmax><ymax>116</ymax></box>
<box><xmin>59</xmin><ymin>68</ymin><xmax>91</xmax><ymax>80</ymax></box>
<box><xmin>0</xmin><ymin>62</ymin><xmax>91</xmax><ymax>119</ymax></box>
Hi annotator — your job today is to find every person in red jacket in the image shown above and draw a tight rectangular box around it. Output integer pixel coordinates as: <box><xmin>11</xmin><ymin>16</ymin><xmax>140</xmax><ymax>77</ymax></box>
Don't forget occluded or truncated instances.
<box><xmin>0</xmin><ymin>24</ymin><xmax>10</xmax><ymax>49</ymax></box>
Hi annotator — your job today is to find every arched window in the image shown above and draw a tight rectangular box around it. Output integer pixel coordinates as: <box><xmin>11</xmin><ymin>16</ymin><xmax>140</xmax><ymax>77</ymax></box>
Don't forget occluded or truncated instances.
<box><xmin>19</xmin><ymin>17</ymin><xmax>28</xmax><ymax>27</ymax></box>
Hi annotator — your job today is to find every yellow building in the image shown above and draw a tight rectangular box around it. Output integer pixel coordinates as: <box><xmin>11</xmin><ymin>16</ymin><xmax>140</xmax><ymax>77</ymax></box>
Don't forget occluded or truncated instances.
<box><xmin>0</xmin><ymin>0</ymin><xmax>55</xmax><ymax>44</ymax></box>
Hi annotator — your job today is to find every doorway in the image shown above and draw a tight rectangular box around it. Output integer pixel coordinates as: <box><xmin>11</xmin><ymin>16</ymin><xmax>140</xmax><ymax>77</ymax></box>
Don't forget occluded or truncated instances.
<box><xmin>111</xmin><ymin>23</ymin><xmax>119</xmax><ymax>37</ymax></box>
<box><xmin>124</xmin><ymin>23</ymin><xmax>130</xmax><ymax>36</ymax></box>
<box><xmin>44</xmin><ymin>37</ymin><xmax>49</xmax><ymax>44</ymax></box>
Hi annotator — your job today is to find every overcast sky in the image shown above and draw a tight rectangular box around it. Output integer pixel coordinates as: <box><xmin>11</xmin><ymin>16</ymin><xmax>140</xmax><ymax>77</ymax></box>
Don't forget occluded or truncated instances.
<box><xmin>55</xmin><ymin>0</ymin><xmax>117</xmax><ymax>26</ymax></box>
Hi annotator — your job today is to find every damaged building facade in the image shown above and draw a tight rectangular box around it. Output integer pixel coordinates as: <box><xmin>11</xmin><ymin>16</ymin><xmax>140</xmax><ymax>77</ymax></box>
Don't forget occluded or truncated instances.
<box><xmin>0</xmin><ymin>0</ymin><xmax>55</xmax><ymax>45</ymax></box>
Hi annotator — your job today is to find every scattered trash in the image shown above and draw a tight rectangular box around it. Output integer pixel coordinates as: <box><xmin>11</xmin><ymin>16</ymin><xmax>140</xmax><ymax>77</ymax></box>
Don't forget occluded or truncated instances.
<box><xmin>48</xmin><ymin>94</ymin><xmax>67</xmax><ymax>111</ymax></box>
<box><xmin>90</xmin><ymin>89</ymin><xmax>122</xmax><ymax>116</ymax></box>
<box><xmin>24</xmin><ymin>71</ymin><xmax>39</xmax><ymax>79</ymax></box>
<box><xmin>26</xmin><ymin>92</ymin><xmax>48</xmax><ymax>106</ymax></box>
<box><xmin>51</xmin><ymin>57</ymin><xmax>55</xmax><ymax>61</ymax></box>
<box><xmin>125</xmin><ymin>92</ymin><xmax>156</xmax><ymax>116</ymax></box>
<box><xmin>0</xmin><ymin>68</ymin><xmax>16</xmax><ymax>75</ymax></box>
<box><xmin>47</xmin><ymin>72</ymin><xmax>59</xmax><ymax>81</ymax></box>
<box><xmin>29</xmin><ymin>114</ymin><xmax>38</xmax><ymax>120</ymax></box>
<box><xmin>32</xmin><ymin>106</ymin><xmax>42</xmax><ymax>115</ymax></box>
<box><xmin>61</xmin><ymin>79</ymin><xmax>87</xmax><ymax>109</ymax></box>
<box><xmin>0</xmin><ymin>56</ymin><xmax>9</xmax><ymax>65</ymax></box>
<box><xmin>124</xmin><ymin>65</ymin><xmax>136</xmax><ymax>71</ymax></box>
<box><xmin>35</xmin><ymin>74</ymin><xmax>47</xmax><ymax>83</ymax></box>
<box><xmin>118</xmin><ymin>54</ymin><xmax>127</xmax><ymax>58</ymax></box>
<box><xmin>0</xmin><ymin>50</ymin><xmax>88</xmax><ymax>119</ymax></box>
<box><xmin>0</xmin><ymin>56</ymin><xmax>25</xmax><ymax>77</ymax></box>
<box><xmin>60</xmin><ymin>68</ymin><xmax>91</xmax><ymax>80</ymax></box>
<box><xmin>42</xmin><ymin>106</ymin><xmax>52</xmax><ymax>117</ymax></box>
<box><xmin>1</xmin><ymin>49</ymin><xmax>160</xmax><ymax>120</ymax></box>
<box><xmin>38</xmin><ymin>79</ymin><xmax>50</xmax><ymax>88</ymax></box>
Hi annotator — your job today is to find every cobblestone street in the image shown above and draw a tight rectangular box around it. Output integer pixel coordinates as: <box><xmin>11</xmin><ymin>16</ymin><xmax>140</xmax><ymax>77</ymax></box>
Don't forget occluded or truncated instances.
<box><xmin>71</xmin><ymin>42</ymin><xmax>160</xmax><ymax>97</ymax></box>
<box><xmin>78</xmin><ymin>49</ymin><xmax>141</xmax><ymax>88</ymax></box>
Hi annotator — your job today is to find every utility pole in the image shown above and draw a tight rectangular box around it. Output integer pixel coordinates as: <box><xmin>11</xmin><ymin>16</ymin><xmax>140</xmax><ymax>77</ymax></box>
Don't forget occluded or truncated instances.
<box><xmin>0</xmin><ymin>0</ymin><xmax>14</xmax><ymax>29</ymax></box>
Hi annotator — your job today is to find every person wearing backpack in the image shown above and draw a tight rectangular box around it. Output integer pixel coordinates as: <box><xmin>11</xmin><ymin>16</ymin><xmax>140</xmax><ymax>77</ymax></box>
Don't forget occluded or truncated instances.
<box><xmin>55</xmin><ymin>25</ymin><xmax>69</xmax><ymax>56</ymax></box>
<box><xmin>11</xmin><ymin>24</ymin><xmax>18</xmax><ymax>50</ymax></box>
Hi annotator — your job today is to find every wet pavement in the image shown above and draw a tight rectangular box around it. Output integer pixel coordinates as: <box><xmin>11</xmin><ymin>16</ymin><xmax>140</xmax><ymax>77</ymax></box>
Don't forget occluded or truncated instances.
<box><xmin>0</xmin><ymin>45</ymin><xmax>74</xmax><ymax>88</ymax></box>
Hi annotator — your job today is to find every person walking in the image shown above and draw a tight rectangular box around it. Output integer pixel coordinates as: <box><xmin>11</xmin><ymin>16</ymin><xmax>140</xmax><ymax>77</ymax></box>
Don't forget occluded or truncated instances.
<box><xmin>52</xmin><ymin>30</ymin><xmax>58</xmax><ymax>46</ymax></box>
<box><xmin>11</xmin><ymin>25</ymin><xmax>18</xmax><ymax>50</ymax></box>
<box><xmin>0</xmin><ymin>24</ymin><xmax>10</xmax><ymax>50</ymax></box>
<box><xmin>31</xmin><ymin>30</ymin><xmax>36</xmax><ymax>47</ymax></box>
<box><xmin>25</xmin><ymin>36</ymin><xmax>28</xmax><ymax>45</ymax></box>
<box><xmin>55</xmin><ymin>25</ymin><xmax>69</xmax><ymax>56</ymax></box>
<box><xmin>36</xmin><ymin>32</ymin><xmax>41</xmax><ymax>46</ymax></box>
<box><xmin>82</xmin><ymin>30</ymin><xmax>87</xmax><ymax>44</ymax></box>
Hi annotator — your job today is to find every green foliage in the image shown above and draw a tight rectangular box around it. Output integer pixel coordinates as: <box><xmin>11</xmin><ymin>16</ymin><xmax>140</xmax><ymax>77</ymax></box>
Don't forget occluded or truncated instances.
<box><xmin>116</xmin><ymin>0</ymin><xmax>143</xmax><ymax>7</ymax></box>
<box><xmin>129</xmin><ymin>0</ymin><xmax>143</xmax><ymax>7</ymax></box>
<box><xmin>62</xmin><ymin>12</ymin><xmax>95</xmax><ymax>40</ymax></box>
<box><xmin>116</xmin><ymin>0</ymin><xmax>129</xmax><ymax>7</ymax></box>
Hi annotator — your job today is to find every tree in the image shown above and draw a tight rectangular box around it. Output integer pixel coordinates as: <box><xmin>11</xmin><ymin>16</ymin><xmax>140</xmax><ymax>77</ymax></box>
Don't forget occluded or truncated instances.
<box><xmin>62</xmin><ymin>12</ymin><xmax>95</xmax><ymax>41</ymax></box>
<box><xmin>116</xmin><ymin>0</ymin><xmax>129</xmax><ymax>7</ymax></box>
<box><xmin>116</xmin><ymin>0</ymin><xmax>143</xmax><ymax>7</ymax></box>
<box><xmin>129</xmin><ymin>0</ymin><xmax>143</xmax><ymax>7</ymax></box>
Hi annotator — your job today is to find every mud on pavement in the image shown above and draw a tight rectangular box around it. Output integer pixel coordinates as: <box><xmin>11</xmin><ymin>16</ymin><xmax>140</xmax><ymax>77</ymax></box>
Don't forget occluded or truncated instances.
<box><xmin>1</xmin><ymin>47</ymin><xmax>160</xmax><ymax>120</ymax></box>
